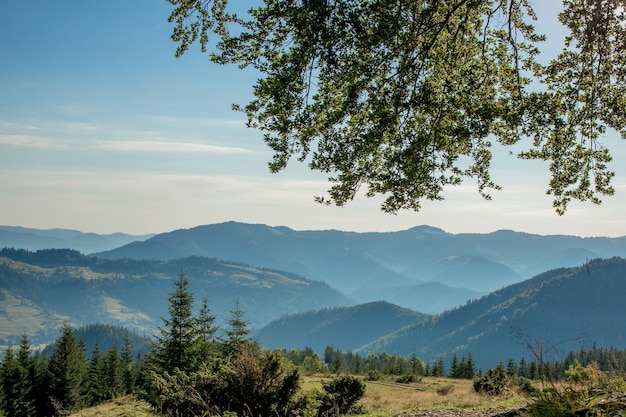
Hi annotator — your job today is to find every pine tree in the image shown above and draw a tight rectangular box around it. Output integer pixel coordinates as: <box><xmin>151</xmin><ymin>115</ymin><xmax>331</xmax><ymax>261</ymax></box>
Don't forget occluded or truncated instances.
<box><xmin>88</xmin><ymin>342</ymin><xmax>105</xmax><ymax>406</ymax></box>
<box><xmin>48</xmin><ymin>322</ymin><xmax>87</xmax><ymax>414</ymax></box>
<box><xmin>14</xmin><ymin>334</ymin><xmax>36</xmax><ymax>417</ymax></box>
<box><xmin>153</xmin><ymin>273</ymin><xmax>200</xmax><ymax>373</ymax></box>
<box><xmin>518</xmin><ymin>357</ymin><xmax>527</xmax><ymax>378</ymax></box>
<box><xmin>466</xmin><ymin>353</ymin><xmax>477</xmax><ymax>379</ymax></box>
<box><xmin>223</xmin><ymin>299</ymin><xmax>251</xmax><ymax>353</ymax></box>
<box><xmin>196</xmin><ymin>296</ymin><xmax>218</xmax><ymax>361</ymax></box>
<box><xmin>449</xmin><ymin>353</ymin><xmax>460</xmax><ymax>378</ymax></box>
<box><xmin>30</xmin><ymin>351</ymin><xmax>53</xmax><ymax>417</ymax></box>
<box><xmin>120</xmin><ymin>332</ymin><xmax>135</xmax><ymax>393</ymax></box>
<box><xmin>506</xmin><ymin>357</ymin><xmax>518</xmax><ymax>376</ymax></box>
<box><xmin>1</xmin><ymin>347</ymin><xmax>19</xmax><ymax>417</ymax></box>
<box><xmin>432</xmin><ymin>357</ymin><xmax>445</xmax><ymax>377</ymax></box>
<box><xmin>103</xmin><ymin>346</ymin><xmax>124</xmax><ymax>400</ymax></box>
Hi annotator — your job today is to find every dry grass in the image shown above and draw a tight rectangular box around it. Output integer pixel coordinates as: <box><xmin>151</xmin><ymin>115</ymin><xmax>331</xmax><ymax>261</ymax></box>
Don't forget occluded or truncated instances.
<box><xmin>303</xmin><ymin>375</ymin><xmax>528</xmax><ymax>417</ymax></box>
<box><xmin>68</xmin><ymin>396</ymin><xmax>157</xmax><ymax>417</ymax></box>
<box><xmin>69</xmin><ymin>375</ymin><xmax>529</xmax><ymax>417</ymax></box>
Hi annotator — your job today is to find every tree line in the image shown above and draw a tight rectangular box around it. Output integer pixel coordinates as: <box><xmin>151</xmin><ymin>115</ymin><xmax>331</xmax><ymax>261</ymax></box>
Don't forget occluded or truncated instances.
<box><xmin>2</xmin><ymin>272</ymin><xmax>626</xmax><ymax>416</ymax></box>
<box><xmin>0</xmin><ymin>325</ymin><xmax>140</xmax><ymax>416</ymax></box>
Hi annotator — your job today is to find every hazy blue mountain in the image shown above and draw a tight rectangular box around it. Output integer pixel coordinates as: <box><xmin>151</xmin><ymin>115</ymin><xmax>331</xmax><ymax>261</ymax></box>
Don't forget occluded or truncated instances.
<box><xmin>0</xmin><ymin>248</ymin><xmax>351</xmax><ymax>346</ymax></box>
<box><xmin>348</xmin><ymin>282</ymin><xmax>486</xmax><ymax>314</ymax></box>
<box><xmin>357</xmin><ymin>257</ymin><xmax>626</xmax><ymax>369</ymax></box>
<box><xmin>430</xmin><ymin>256</ymin><xmax>521</xmax><ymax>292</ymax></box>
<box><xmin>94</xmin><ymin>222</ymin><xmax>626</xmax><ymax>312</ymax></box>
<box><xmin>0</xmin><ymin>226</ymin><xmax>154</xmax><ymax>254</ymax></box>
<box><xmin>255</xmin><ymin>301</ymin><xmax>428</xmax><ymax>353</ymax></box>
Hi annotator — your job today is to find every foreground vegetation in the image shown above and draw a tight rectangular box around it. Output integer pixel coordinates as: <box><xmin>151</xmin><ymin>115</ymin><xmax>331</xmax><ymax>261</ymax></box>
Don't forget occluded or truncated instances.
<box><xmin>3</xmin><ymin>273</ymin><xmax>626</xmax><ymax>417</ymax></box>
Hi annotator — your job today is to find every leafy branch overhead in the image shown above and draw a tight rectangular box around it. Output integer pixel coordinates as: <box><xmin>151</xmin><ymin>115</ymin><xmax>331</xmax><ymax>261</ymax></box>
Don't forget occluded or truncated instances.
<box><xmin>166</xmin><ymin>0</ymin><xmax>626</xmax><ymax>214</ymax></box>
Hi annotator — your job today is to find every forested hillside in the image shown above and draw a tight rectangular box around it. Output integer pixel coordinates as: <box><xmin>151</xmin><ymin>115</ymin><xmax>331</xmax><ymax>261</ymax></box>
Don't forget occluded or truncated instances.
<box><xmin>0</xmin><ymin>248</ymin><xmax>350</xmax><ymax>346</ymax></box>
<box><xmin>255</xmin><ymin>301</ymin><xmax>428</xmax><ymax>353</ymax></box>
<box><xmin>357</xmin><ymin>257</ymin><xmax>626</xmax><ymax>369</ymax></box>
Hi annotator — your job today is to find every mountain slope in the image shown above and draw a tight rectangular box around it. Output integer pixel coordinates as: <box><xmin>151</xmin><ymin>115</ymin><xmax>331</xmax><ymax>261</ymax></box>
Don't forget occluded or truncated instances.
<box><xmin>0</xmin><ymin>248</ymin><xmax>351</xmax><ymax>346</ymax></box>
<box><xmin>255</xmin><ymin>301</ymin><xmax>428</xmax><ymax>353</ymax></box>
<box><xmin>358</xmin><ymin>257</ymin><xmax>626</xmax><ymax>369</ymax></box>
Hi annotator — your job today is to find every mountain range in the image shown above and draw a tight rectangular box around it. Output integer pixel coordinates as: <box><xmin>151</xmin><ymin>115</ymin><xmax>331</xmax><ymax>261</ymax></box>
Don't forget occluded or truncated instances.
<box><xmin>93</xmin><ymin>221</ymin><xmax>626</xmax><ymax>313</ymax></box>
<box><xmin>2</xmin><ymin>222</ymin><xmax>626</xmax><ymax>369</ymax></box>
<box><xmin>0</xmin><ymin>225</ymin><xmax>153</xmax><ymax>254</ymax></box>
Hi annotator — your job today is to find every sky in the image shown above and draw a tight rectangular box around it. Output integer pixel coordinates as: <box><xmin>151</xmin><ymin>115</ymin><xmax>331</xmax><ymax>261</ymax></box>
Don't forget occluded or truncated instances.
<box><xmin>1</xmin><ymin>1</ymin><xmax>625</xmax><ymax>237</ymax></box>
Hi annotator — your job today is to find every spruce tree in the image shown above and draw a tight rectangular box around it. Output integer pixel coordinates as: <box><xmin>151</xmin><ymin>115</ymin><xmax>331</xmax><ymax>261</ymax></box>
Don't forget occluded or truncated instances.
<box><xmin>196</xmin><ymin>296</ymin><xmax>218</xmax><ymax>361</ymax></box>
<box><xmin>88</xmin><ymin>342</ymin><xmax>105</xmax><ymax>406</ymax></box>
<box><xmin>449</xmin><ymin>353</ymin><xmax>460</xmax><ymax>378</ymax></box>
<box><xmin>103</xmin><ymin>346</ymin><xmax>124</xmax><ymax>400</ymax></box>
<box><xmin>1</xmin><ymin>347</ymin><xmax>19</xmax><ymax>417</ymax></box>
<box><xmin>14</xmin><ymin>334</ymin><xmax>36</xmax><ymax>417</ymax></box>
<box><xmin>48</xmin><ymin>322</ymin><xmax>87</xmax><ymax>414</ymax></box>
<box><xmin>120</xmin><ymin>332</ymin><xmax>135</xmax><ymax>393</ymax></box>
<box><xmin>223</xmin><ymin>299</ymin><xmax>251</xmax><ymax>353</ymax></box>
<box><xmin>153</xmin><ymin>273</ymin><xmax>200</xmax><ymax>373</ymax></box>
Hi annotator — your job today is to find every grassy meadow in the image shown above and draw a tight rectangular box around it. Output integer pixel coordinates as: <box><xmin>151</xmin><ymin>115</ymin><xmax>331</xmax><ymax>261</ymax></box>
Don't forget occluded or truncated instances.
<box><xmin>69</xmin><ymin>375</ymin><xmax>528</xmax><ymax>417</ymax></box>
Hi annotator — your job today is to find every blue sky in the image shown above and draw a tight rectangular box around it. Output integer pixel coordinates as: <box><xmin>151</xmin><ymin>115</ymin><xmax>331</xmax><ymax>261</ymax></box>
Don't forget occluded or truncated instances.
<box><xmin>1</xmin><ymin>1</ymin><xmax>625</xmax><ymax>237</ymax></box>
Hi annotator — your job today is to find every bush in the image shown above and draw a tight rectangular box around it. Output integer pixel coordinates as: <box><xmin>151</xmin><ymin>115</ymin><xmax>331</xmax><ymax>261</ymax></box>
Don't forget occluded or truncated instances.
<box><xmin>396</xmin><ymin>374</ymin><xmax>421</xmax><ymax>384</ymax></box>
<box><xmin>366</xmin><ymin>370</ymin><xmax>382</xmax><ymax>381</ymax></box>
<box><xmin>144</xmin><ymin>344</ymin><xmax>301</xmax><ymax>417</ymax></box>
<box><xmin>317</xmin><ymin>375</ymin><xmax>366</xmax><ymax>417</ymax></box>
<box><xmin>473</xmin><ymin>367</ymin><xmax>509</xmax><ymax>395</ymax></box>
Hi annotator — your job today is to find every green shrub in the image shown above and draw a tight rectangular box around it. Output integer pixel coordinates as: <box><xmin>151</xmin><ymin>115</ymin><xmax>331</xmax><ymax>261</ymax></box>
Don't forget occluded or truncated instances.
<box><xmin>473</xmin><ymin>367</ymin><xmax>509</xmax><ymax>395</ymax></box>
<box><xmin>317</xmin><ymin>375</ymin><xmax>366</xmax><ymax>417</ymax></box>
<box><xmin>366</xmin><ymin>370</ymin><xmax>382</xmax><ymax>381</ymax></box>
<box><xmin>396</xmin><ymin>374</ymin><xmax>421</xmax><ymax>384</ymax></box>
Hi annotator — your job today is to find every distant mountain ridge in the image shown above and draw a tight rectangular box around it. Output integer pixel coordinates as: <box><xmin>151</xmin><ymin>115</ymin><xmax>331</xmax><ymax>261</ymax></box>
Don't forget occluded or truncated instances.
<box><xmin>0</xmin><ymin>225</ymin><xmax>154</xmax><ymax>254</ymax></box>
<box><xmin>255</xmin><ymin>257</ymin><xmax>626</xmax><ymax>369</ymax></box>
<box><xmin>94</xmin><ymin>221</ymin><xmax>626</xmax><ymax>312</ymax></box>
<box><xmin>254</xmin><ymin>301</ymin><xmax>428</xmax><ymax>354</ymax></box>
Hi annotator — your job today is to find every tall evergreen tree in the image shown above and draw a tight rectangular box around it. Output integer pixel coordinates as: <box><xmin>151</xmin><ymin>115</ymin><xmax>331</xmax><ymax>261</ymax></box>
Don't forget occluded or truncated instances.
<box><xmin>462</xmin><ymin>353</ymin><xmax>477</xmax><ymax>379</ymax></box>
<box><xmin>88</xmin><ymin>342</ymin><xmax>106</xmax><ymax>406</ymax></box>
<box><xmin>120</xmin><ymin>332</ymin><xmax>135</xmax><ymax>393</ymax></box>
<box><xmin>223</xmin><ymin>299</ymin><xmax>251</xmax><ymax>353</ymax></box>
<box><xmin>103</xmin><ymin>346</ymin><xmax>124</xmax><ymax>400</ymax></box>
<box><xmin>8</xmin><ymin>334</ymin><xmax>37</xmax><ymax>417</ymax></box>
<box><xmin>30</xmin><ymin>351</ymin><xmax>53</xmax><ymax>417</ymax></box>
<box><xmin>48</xmin><ymin>322</ymin><xmax>88</xmax><ymax>414</ymax></box>
<box><xmin>152</xmin><ymin>273</ymin><xmax>200</xmax><ymax>373</ymax></box>
<box><xmin>196</xmin><ymin>296</ymin><xmax>218</xmax><ymax>360</ymax></box>
<box><xmin>1</xmin><ymin>347</ymin><xmax>19</xmax><ymax>417</ymax></box>
<box><xmin>449</xmin><ymin>353</ymin><xmax>460</xmax><ymax>378</ymax></box>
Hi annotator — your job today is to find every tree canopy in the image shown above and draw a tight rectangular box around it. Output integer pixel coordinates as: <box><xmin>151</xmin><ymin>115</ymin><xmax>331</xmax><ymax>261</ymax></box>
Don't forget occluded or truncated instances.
<box><xmin>166</xmin><ymin>0</ymin><xmax>626</xmax><ymax>214</ymax></box>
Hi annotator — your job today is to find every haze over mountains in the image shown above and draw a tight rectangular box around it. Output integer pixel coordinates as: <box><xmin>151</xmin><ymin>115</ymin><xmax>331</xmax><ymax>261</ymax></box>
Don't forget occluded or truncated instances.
<box><xmin>0</xmin><ymin>225</ymin><xmax>153</xmax><ymax>254</ymax></box>
<box><xmin>93</xmin><ymin>221</ymin><xmax>626</xmax><ymax>312</ymax></box>
<box><xmin>2</xmin><ymin>222</ymin><xmax>626</xmax><ymax>369</ymax></box>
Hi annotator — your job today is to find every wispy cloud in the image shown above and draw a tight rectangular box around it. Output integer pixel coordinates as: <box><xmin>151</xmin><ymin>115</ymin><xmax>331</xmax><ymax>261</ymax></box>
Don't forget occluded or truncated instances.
<box><xmin>0</xmin><ymin>134</ymin><xmax>65</xmax><ymax>148</ymax></box>
<box><xmin>97</xmin><ymin>140</ymin><xmax>252</xmax><ymax>153</ymax></box>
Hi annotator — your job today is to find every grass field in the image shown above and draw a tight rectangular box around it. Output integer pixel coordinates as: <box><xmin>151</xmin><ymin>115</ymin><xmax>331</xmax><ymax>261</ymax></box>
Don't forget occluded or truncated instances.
<box><xmin>71</xmin><ymin>375</ymin><xmax>528</xmax><ymax>417</ymax></box>
<box><xmin>306</xmin><ymin>375</ymin><xmax>527</xmax><ymax>416</ymax></box>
